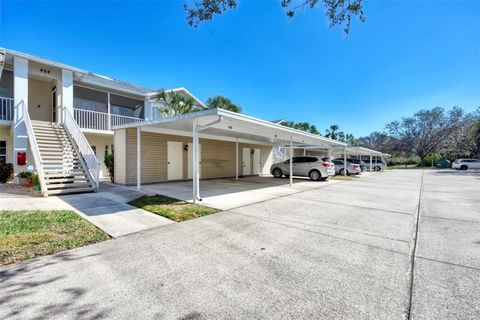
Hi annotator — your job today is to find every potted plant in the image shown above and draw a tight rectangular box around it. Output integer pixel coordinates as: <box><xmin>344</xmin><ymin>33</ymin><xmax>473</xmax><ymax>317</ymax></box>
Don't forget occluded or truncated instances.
<box><xmin>32</xmin><ymin>174</ymin><xmax>41</xmax><ymax>192</ymax></box>
<box><xmin>18</xmin><ymin>171</ymin><xmax>33</xmax><ymax>186</ymax></box>
<box><xmin>104</xmin><ymin>153</ymin><xmax>114</xmax><ymax>182</ymax></box>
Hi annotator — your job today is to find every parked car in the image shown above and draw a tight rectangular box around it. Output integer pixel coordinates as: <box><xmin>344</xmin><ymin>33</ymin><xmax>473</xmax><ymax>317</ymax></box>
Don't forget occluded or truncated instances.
<box><xmin>365</xmin><ymin>158</ymin><xmax>387</xmax><ymax>171</ymax></box>
<box><xmin>270</xmin><ymin>156</ymin><xmax>335</xmax><ymax>181</ymax></box>
<box><xmin>347</xmin><ymin>158</ymin><xmax>367</xmax><ymax>172</ymax></box>
<box><xmin>332</xmin><ymin>159</ymin><xmax>361</xmax><ymax>175</ymax></box>
<box><xmin>452</xmin><ymin>159</ymin><xmax>480</xmax><ymax>170</ymax></box>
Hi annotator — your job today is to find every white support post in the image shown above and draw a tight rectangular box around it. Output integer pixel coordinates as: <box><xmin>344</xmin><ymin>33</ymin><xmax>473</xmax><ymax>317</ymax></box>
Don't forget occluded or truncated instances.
<box><xmin>107</xmin><ymin>92</ymin><xmax>111</xmax><ymax>131</ymax></box>
<box><xmin>289</xmin><ymin>136</ymin><xmax>293</xmax><ymax>187</ymax></box>
<box><xmin>61</xmin><ymin>69</ymin><xmax>73</xmax><ymax>124</ymax></box>
<box><xmin>136</xmin><ymin>127</ymin><xmax>141</xmax><ymax>191</ymax></box>
<box><xmin>303</xmin><ymin>148</ymin><xmax>306</xmax><ymax>156</ymax></box>
<box><xmin>370</xmin><ymin>154</ymin><xmax>373</xmax><ymax>172</ymax></box>
<box><xmin>343</xmin><ymin>148</ymin><xmax>347</xmax><ymax>176</ymax></box>
<box><xmin>235</xmin><ymin>138</ymin><xmax>239</xmax><ymax>181</ymax></box>
<box><xmin>13</xmin><ymin>57</ymin><xmax>28</xmax><ymax>178</ymax></box>
<box><xmin>192</xmin><ymin>119</ymin><xmax>201</xmax><ymax>203</ymax></box>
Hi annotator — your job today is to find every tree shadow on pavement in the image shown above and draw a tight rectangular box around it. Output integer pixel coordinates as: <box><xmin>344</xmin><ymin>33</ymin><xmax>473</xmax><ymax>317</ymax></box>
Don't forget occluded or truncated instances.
<box><xmin>0</xmin><ymin>251</ymin><xmax>110</xmax><ymax>319</ymax></box>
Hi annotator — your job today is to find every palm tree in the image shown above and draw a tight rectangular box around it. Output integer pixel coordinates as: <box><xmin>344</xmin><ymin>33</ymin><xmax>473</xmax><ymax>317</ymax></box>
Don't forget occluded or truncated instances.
<box><xmin>324</xmin><ymin>124</ymin><xmax>343</xmax><ymax>140</ymax></box>
<box><xmin>206</xmin><ymin>95</ymin><xmax>242</xmax><ymax>113</ymax></box>
<box><xmin>154</xmin><ymin>89</ymin><xmax>197</xmax><ymax>116</ymax></box>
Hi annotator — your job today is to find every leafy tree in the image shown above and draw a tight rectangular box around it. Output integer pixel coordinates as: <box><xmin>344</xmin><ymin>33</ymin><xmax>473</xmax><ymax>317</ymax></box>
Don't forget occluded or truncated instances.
<box><xmin>324</xmin><ymin>124</ymin><xmax>343</xmax><ymax>140</ymax></box>
<box><xmin>451</xmin><ymin>107</ymin><xmax>480</xmax><ymax>157</ymax></box>
<box><xmin>207</xmin><ymin>95</ymin><xmax>242</xmax><ymax>113</ymax></box>
<box><xmin>154</xmin><ymin>89</ymin><xmax>198</xmax><ymax>116</ymax></box>
<box><xmin>280</xmin><ymin>120</ymin><xmax>319</xmax><ymax>135</ymax></box>
<box><xmin>184</xmin><ymin>0</ymin><xmax>365</xmax><ymax>34</ymax></box>
<box><xmin>386</xmin><ymin>106</ymin><xmax>463</xmax><ymax>166</ymax></box>
<box><xmin>344</xmin><ymin>133</ymin><xmax>358</xmax><ymax>146</ymax></box>
<box><xmin>357</xmin><ymin>131</ymin><xmax>396</xmax><ymax>153</ymax></box>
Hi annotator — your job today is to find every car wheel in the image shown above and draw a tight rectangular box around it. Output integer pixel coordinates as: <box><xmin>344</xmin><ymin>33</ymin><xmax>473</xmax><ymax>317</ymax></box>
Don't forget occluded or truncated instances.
<box><xmin>460</xmin><ymin>165</ymin><xmax>468</xmax><ymax>170</ymax></box>
<box><xmin>374</xmin><ymin>166</ymin><xmax>381</xmax><ymax>171</ymax></box>
<box><xmin>272</xmin><ymin>168</ymin><xmax>283</xmax><ymax>178</ymax></box>
<box><xmin>309</xmin><ymin>170</ymin><xmax>321</xmax><ymax>181</ymax></box>
<box><xmin>338</xmin><ymin>169</ymin><xmax>344</xmax><ymax>176</ymax></box>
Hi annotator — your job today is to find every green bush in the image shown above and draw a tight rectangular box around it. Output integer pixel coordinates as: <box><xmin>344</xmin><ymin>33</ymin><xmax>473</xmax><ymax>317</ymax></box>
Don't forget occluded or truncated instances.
<box><xmin>0</xmin><ymin>163</ymin><xmax>14</xmax><ymax>183</ymax></box>
<box><xmin>104</xmin><ymin>153</ymin><xmax>114</xmax><ymax>183</ymax></box>
<box><xmin>18</xmin><ymin>171</ymin><xmax>34</xmax><ymax>179</ymax></box>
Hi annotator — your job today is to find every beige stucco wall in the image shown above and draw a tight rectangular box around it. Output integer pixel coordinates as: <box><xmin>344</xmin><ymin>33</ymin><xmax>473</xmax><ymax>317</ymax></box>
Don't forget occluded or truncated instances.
<box><xmin>28</xmin><ymin>78</ymin><xmax>52</xmax><ymax>122</ymax></box>
<box><xmin>84</xmin><ymin>133</ymin><xmax>114</xmax><ymax>180</ymax></box>
<box><xmin>0</xmin><ymin>126</ymin><xmax>35</xmax><ymax>174</ymax></box>
<box><xmin>114</xmin><ymin>128</ymin><xmax>273</xmax><ymax>185</ymax></box>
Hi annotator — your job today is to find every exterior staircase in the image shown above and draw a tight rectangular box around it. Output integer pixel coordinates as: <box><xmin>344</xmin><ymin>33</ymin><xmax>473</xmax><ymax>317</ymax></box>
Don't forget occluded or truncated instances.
<box><xmin>32</xmin><ymin>120</ymin><xmax>95</xmax><ymax>196</ymax></box>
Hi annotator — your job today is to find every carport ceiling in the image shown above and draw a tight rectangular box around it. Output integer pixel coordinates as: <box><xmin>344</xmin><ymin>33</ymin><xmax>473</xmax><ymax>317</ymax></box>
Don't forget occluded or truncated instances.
<box><xmin>113</xmin><ymin>108</ymin><xmax>346</xmax><ymax>148</ymax></box>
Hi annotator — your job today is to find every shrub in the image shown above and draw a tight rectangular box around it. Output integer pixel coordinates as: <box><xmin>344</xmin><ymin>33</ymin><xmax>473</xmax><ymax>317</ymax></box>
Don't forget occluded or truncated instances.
<box><xmin>104</xmin><ymin>153</ymin><xmax>114</xmax><ymax>183</ymax></box>
<box><xmin>18</xmin><ymin>171</ymin><xmax>34</xmax><ymax>179</ymax></box>
<box><xmin>0</xmin><ymin>163</ymin><xmax>14</xmax><ymax>183</ymax></box>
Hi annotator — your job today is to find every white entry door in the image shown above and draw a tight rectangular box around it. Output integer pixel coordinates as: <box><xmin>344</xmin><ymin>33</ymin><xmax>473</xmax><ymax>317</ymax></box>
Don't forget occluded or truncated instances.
<box><xmin>253</xmin><ymin>148</ymin><xmax>261</xmax><ymax>175</ymax></box>
<box><xmin>242</xmin><ymin>147</ymin><xmax>251</xmax><ymax>176</ymax></box>
<box><xmin>167</xmin><ymin>141</ymin><xmax>183</xmax><ymax>180</ymax></box>
<box><xmin>187</xmin><ymin>143</ymin><xmax>202</xmax><ymax>179</ymax></box>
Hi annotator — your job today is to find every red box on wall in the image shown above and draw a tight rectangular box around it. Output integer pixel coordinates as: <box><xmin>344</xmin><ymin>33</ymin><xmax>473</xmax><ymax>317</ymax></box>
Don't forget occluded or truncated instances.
<box><xmin>17</xmin><ymin>152</ymin><xmax>26</xmax><ymax>166</ymax></box>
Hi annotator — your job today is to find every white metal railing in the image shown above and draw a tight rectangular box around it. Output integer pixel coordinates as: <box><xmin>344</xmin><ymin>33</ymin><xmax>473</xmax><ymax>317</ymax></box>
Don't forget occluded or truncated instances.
<box><xmin>21</xmin><ymin>100</ymin><xmax>47</xmax><ymax>196</ymax></box>
<box><xmin>64</xmin><ymin>107</ymin><xmax>100</xmax><ymax>190</ymax></box>
<box><xmin>73</xmin><ymin>108</ymin><xmax>144</xmax><ymax>131</ymax></box>
<box><xmin>110</xmin><ymin>113</ymin><xmax>144</xmax><ymax>127</ymax></box>
<box><xmin>74</xmin><ymin>108</ymin><xmax>109</xmax><ymax>131</ymax></box>
<box><xmin>0</xmin><ymin>97</ymin><xmax>14</xmax><ymax>121</ymax></box>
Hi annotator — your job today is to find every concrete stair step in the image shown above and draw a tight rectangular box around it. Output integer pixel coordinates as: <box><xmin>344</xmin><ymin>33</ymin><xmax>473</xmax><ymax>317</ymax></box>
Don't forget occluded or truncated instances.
<box><xmin>44</xmin><ymin>171</ymin><xmax>87</xmax><ymax>178</ymax></box>
<box><xmin>46</xmin><ymin>182</ymin><xmax>92</xmax><ymax>189</ymax></box>
<box><xmin>45</xmin><ymin>177</ymin><xmax>89</xmax><ymax>184</ymax></box>
<box><xmin>47</xmin><ymin>187</ymin><xmax>95</xmax><ymax>196</ymax></box>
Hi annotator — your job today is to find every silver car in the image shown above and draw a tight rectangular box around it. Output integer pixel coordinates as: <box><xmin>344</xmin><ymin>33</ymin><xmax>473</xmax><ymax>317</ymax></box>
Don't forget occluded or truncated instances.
<box><xmin>364</xmin><ymin>158</ymin><xmax>387</xmax><ymax>171</ymax></box>
<box><xmin>270</xmin><ymin>156</ymin><xmax>335</xmax><ymax>181</ymax></box>
<box><xmin>332</xmin><ymin>159</ymin><xmax>361</xmax><ymax>175</ymax></box>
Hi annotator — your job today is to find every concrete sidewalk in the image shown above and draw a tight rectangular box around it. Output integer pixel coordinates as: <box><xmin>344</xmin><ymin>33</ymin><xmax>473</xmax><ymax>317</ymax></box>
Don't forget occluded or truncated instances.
<box><xmin>0</xmin><ymin>183</ymin><xmax>173</xmax><ymax>238</ymax></box>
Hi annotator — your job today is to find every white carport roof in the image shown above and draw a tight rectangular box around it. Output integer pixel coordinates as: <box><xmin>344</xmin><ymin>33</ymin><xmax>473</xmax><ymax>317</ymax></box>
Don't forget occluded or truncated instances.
<box><xmin>113</xmin><ymin>108</ymin><xmax>346</xmax><ymax>148</ymax></box>
<box><xmin>114</xmin><ymin>108</ymin><xmax>346</xmax><ymax>201</ymax></box>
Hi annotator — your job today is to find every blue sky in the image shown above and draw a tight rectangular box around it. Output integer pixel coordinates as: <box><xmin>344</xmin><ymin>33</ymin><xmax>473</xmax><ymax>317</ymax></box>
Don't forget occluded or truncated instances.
<box><xmin>1</xmin><ymin>0</ymin><xmax>479</xmax><ymax>136</ymax></box>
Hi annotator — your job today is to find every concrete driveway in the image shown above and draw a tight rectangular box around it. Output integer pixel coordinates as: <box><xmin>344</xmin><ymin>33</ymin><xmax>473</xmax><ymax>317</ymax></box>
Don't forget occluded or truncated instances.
<box><xmin>1</xmin><ymin>169</ymin><xmax>479</xmax><ymax>319</ymax></box>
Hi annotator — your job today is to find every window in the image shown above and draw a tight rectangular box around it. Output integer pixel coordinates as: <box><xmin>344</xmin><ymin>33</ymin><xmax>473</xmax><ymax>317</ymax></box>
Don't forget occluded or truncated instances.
<box><xmin>304</xmin><ymin>157</ymin><xmax>318</xmax><ymax>163</ymax></box>
<box><xmin>0</xmin><ymin>141</ymin><xmax>6</xmax><ymax>163</ymax></box>
<box><xmin>292</xmin><ymin>157</ymin><xmax>304</xmax><ymax>163</ymax></box>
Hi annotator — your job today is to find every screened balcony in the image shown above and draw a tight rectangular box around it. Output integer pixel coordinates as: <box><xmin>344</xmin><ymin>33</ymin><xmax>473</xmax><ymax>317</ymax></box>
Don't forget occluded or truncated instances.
<box><xmin>73</xmin><ymin>85</ymin><xmax>144</xmax><ymax>132</ymax></box>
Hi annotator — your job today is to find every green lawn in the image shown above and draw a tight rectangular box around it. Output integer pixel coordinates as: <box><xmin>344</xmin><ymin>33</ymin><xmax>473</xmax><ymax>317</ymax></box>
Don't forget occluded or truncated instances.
<box><xmin>0</xmin><ymin>210</ymin><xmax>109</xmax><ymax>265</ymax></box>
<box><xmin>129</xmin><ymin>195</ymin><xmax>219</xmax><ymax>222</ymax></box>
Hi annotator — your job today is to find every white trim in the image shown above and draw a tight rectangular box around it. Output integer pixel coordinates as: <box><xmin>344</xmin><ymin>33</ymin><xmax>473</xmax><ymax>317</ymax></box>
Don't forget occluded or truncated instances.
<box><xmin>136</xmin><ymin>127</ymin><xmax>141</xmax><ymax>191</ymax></box>
<box><xmin>113</xmin><ymin>108</ymin><xmax>346</xmax><ymax>147</ymax></box>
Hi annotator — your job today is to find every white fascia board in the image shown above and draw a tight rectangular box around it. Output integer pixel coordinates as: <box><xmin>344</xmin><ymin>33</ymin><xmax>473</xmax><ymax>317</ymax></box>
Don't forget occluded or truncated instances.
<box><xmin>113</xmin><ymin>108</ymin><xmax>346</xmax><ymax>148</ymax></box>
<box><xmin>4</xmin><ymin>48</ymin><xmax>87</xmax><ymax>74</ymax></box>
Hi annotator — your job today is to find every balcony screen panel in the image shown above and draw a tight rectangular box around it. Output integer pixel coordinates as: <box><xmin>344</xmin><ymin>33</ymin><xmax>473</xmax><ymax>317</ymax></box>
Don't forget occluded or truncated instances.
<box><xmin>0</xmin><ymin>70</ymin><xmax>13</xmax><ymax>98</ymax></box>
<box><xmin>110</xmin><ymin>94</ymin><xmax>144</xmax><ymax>118</ymax></box>
<box><xmin>73</xmin><ymin>86</ymin><xmax>108</xmax><ymax>113</ymax></box>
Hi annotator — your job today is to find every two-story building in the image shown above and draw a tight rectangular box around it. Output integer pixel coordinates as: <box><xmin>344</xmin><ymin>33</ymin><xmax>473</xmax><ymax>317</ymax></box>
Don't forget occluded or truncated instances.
<box><xmin>0</xmin><ymin>48</ymin><xmax>205</xmax><ymax>195</ymax></box>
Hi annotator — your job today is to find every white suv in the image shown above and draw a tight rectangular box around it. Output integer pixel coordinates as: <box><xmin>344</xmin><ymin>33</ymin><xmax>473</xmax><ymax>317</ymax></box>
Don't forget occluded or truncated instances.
<box><xmin>452</xmin><ymin>159</ymin><xmax>480</xmax><ymax>170</ymax></box>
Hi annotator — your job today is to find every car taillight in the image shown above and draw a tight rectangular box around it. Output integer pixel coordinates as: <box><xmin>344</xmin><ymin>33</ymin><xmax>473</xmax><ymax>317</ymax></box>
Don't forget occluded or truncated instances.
<box><xmin>322</xmin><ymin>162</ymin><xmax>331</xmax><ymax>167</ymax></box>
<box><xmin>353</xmin><ymin>164</ymin><xmax>360</xmax><ymax>168</ymax></box>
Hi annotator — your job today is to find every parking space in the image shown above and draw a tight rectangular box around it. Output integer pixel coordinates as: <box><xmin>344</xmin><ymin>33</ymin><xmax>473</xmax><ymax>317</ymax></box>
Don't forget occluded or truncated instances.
<box><xmin>1</xmin><ymin>169</ymin><xmax>479</xmax><ymax>319</ymax></box>
<box><xmin>137</xmin><ymin>175</ymin><xmax>340</xmax><ymax>210</ymax></box>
